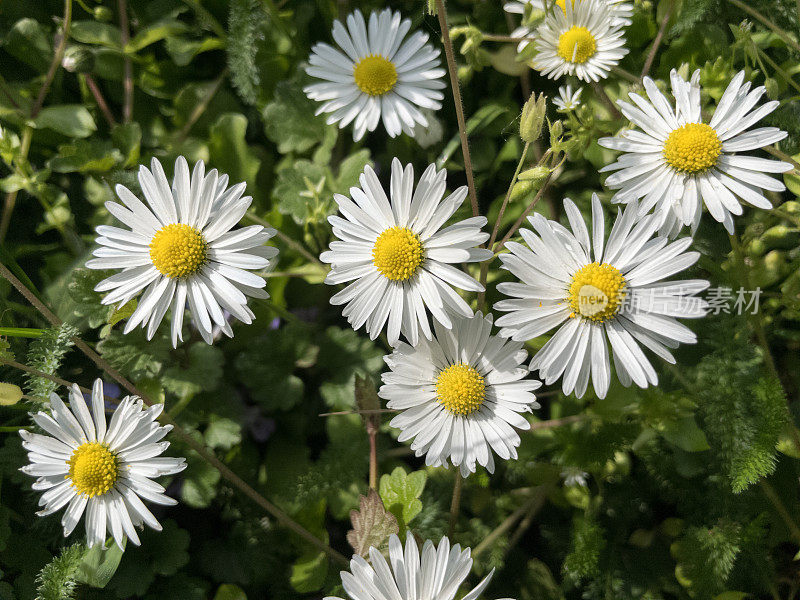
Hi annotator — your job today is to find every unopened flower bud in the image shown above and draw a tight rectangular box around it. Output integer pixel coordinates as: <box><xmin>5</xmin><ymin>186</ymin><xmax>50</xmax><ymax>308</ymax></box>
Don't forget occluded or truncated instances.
<box><xmin>94</xmin><ymin>6</ymin><xmax>113</xmax><ymax>21</ymax></box>
<box><xmin>520</xmin><ymin>93</ymin><xmax>546</xmax><ymax>143</ymax></box>
<box><xmin>62</xmin><ymin>46</ymin><xmax>94</xmax><ymax>73</ymax></box>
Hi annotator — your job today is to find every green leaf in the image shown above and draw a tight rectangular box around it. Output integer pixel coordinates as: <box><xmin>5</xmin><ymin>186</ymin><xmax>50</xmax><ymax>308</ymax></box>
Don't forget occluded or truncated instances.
<box><xmin>205</xmin><ymin>417</ymin><xmax>242</xmax><ymax>451</ymax></box>
<box><xmin>661</xmin><ymin>417</ymin><xmax>711</xmax><ymax>452</ymax></box>
<box><xmin>208</xmin><ymin>113</ymin><xmax>261</xmax><ymax>186</ymax></box>
<box><xmin>181</xmin><ymin>456</ymin><xmax>221</xmax><ymax>509</ymax></box>
<box><xmin>162</xmin><ymin>343</ymin><xmax>224</xmax><ymax>399</ymax></box>
<box><xmin>346</xmin><ymin>489</ymin><xmax>399</xmax><ymax>556</ymax></box>
<box><xmin>125</xmin><ymin>18</ymin><xmax>189</xmax><ymax>53</ymax></box>
<box><xmin>165</xmin><ymin>36</ymin><xmax>224</xmax><ymax>67</ymax></box>
<box><xmin>108</xmin><ymin>300</ymin><xmax>137</xmax><ymax>327</ymax></box>
<box><xmin>379</xmin><ymin>467</ymin><xmax>426</xmax><ymax>533</ymax></box>
<box><xmin>33</xmin><ymin>105</ymin><xmax>97</xmax><ymax>138</ymax></box>
<box><xmin>75</xmin><ymin>540</ymin><xmax>125</xmax><ymax>588</ymax></box>
<box><xmin>47</xmin><ymin>139</ymin><xmax>121</xmax><ymax>173</ymax></box>
<box><xmin>213</xmin><ymin>584</ymin><xmax>248</xmax><ymax>600</ymax></box>
<box><xmin>437</xmin><ymin>104</ymin><xmax>508</xmax><ymax>166</ymax></box>
<box><xmin>111</xmin><ymin>122</ymin><xmax>142</xmax><ymax>167</ymax></box>
<box><xmin>289</xmin><ymin>550</ymin><xmax>327</xmax><ymax>593</ymax></box>
<box><xmin>70</xmin><ymin>21</ymin><xmax>122</xmax><ymax>48</ymax></box>
<box><xmin>5</xmin><ymin>19</ymin><xmax>51</xmax><ymax>72</ymax></box>
<box><xmin>262</xmin><ymin>76</ymin><xmax>329</xmax><ymax>154</ymax></box>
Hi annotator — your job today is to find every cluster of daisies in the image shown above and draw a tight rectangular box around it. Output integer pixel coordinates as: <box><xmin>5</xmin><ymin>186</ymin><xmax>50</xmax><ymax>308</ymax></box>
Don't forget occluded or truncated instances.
<box><xmin>17</xmin><ymin>0</ymin><xmax>791</xmax><ymax>593</ymax></box>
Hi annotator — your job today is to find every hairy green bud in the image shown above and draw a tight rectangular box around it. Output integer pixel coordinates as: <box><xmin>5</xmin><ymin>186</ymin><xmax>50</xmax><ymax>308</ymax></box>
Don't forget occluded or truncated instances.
<box><xmin>520</xmin><ymin>93</ymin><xmax>546</xmax><ymax>143</ymax></box>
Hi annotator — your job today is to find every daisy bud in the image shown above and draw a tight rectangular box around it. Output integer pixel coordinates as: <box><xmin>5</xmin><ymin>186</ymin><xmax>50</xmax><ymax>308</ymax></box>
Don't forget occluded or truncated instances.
<box><xmin>520</xmin><ymin>93</ymin><xmax>546</xmax><ymax>142</ymax></box>
<box><xmin>62</xmin><ymin>46</ymin><xmax>94</xmax><ymax>74</ymax></box>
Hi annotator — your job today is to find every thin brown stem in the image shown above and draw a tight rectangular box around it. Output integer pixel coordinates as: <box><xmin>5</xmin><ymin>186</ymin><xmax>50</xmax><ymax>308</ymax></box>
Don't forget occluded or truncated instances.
<box><xmin>473</xmin><ymin>489</ymin><xmax>545</xmax><ymax>557</ymax></box>
<box><xmin>727</xmin><ymin>0</ymin><xmax>800</xmax><ymax>55</ymax></box>
<box><xmin>0</xmin><ymin>356</ymin><xmax>123</xmax><ymax>406</ymax></box>
<box><xmin>0</xmin><ymin>262</ymin><xmax>350</xmax><ymax>567</ymax></box>
<box><xmin>118</xmin><ymin>0</ymin><xmax>133</xmax><ymax>123</ymax></box>
<box><xmin>529</xmin><ymin>414</ymin><xmax>587</xmax><ymax>431</ymax></box>
<box><xmin>0</xmin><ymin>0</ymin><xmax>72</xmax><ymax>242</ymax></box>
<box><xmin>31</xmin><ymin>0</ymin><xmax>73</xmax><ymax>119</ymax></box>
<box><xmin>319</xmin><ymin>408</ymin><xmax>397</xmax><ymax>417</ymax></box>
<box><xmin>448</xmin><ymin>470</ymin><xmax>463</xmax><ymax>537</ymax></box>
<box><xmin>435</xmin><ymin>0</ymin><xmax>479</xmax><ymax>217</ymax></box>
<box><xmin>591</xmin><ymin>81</ymin><xmax>622</xmax><ymax>120</ymax></box>
<box><xmin>368</xmin><ymin>429</ymin><xmax>378</xmax><ymax>490</ymax></box>
<box><xmin>245</xmin><ymin>212</ymin><xmax>326</xmax><ymax>269</ymax></box>
<box><xmin>480</xmin><ymin>33</ymin><xmax>533</xmax><ymax>43</ymax></box>
<box><xmin>760</xmin><ymin>480</ymin><xmax>800</xmax><ymax>543</ymax></box>
<box><xmin>82</xmin><ymin>74</ymin><xmax>117</xmax><ymax>128</ymax></box>
<box><xmin>177</xmin><ymin>68</ymin><xmax>229</xmax><ymax>141</ymax></box>
<box><xmin>728</xmin><ymin>235</ymin><xmax>800</xmax><ymax>455</ymax></box>
<box><xmin>641</xmin><ymin>1</ymin><xmax>673</xmax><ymax>79</ymax></box>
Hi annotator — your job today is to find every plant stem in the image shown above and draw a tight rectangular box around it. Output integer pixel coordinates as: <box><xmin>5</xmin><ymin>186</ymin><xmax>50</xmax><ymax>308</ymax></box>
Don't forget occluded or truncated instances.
<box><xmin>319</xmin><ymin>408</ymin><xmax>397</xmax><ymax>417</ymax></box>
<box><xmin>495</xmin><ymin>157</ymin><xmax>565</xmax><ymax>251</ymax></box>
<box><xmin>641</xmin><ymin>0</ymin><xmax>673</xmax><ymax>78</ymax></box>
<box><xmin>755</xmin><ymin>45</ymin><xmax>800</xmax><ymax>96</ymax></box>
<box><xmin>0</xmin><ymin>261</ymin><xmax>350</xmax><ymax>567</ymax></box>
<box><xmin>728</xmin><ymin>234</ymin><xmax>779</xmax><ymax>379</ymax></box>
<box><xmin>435</xmin><ymin>0</ymin><xmax>480</xmax><ymax>217</ymax></box>
<box><xmin>473</xmin><ymin>489</ymin><xmax>545</xmax><ymax>556</ymax></box>
<box><xmin>760</xmin><ymin>480</ymin><xmax>800</xmax><ymax>544</ymax></box>
<box><xmin>448</xmin><ymin>470</ymin><xmax>463</xmax><ymax>537</ymax></box>
<box><xmin>766</xmin><ymin>146</ymin><xmax>800</xmax><ymax>172</ymax></box>
<box><xmin>118</xmin><ymin>0</ymin><xmax>133</xmax><ymax>123</ymax></box>
<box><xmin>0</xmin><ymin>0</ymin><xmax>73</xmax><ymax>242</ymax></box>
<box><xmin>727</xmin><ymin>0</ymin><xmax>800</xmax><ymax>55</ymax></box>
<box><xmin>728</xmin><ymin>235</ymin><xmax>800</xmax><ymax>455</ymax></box>
<box><xmin>478</xmin><ymin>142</ymin><xmax>532</xmax><ymax>310</ymax></box>
<box><xmin>245</xmin><ymin>212</ymin><xmax>326</xmax><ymax>269</ymax></box>
<box><xmin>529</xmin><ymin>414</ymin><xmax>587</xmax><ymax>430</ymax></box>
<box><xmin>82</xmin><ymin>74</ymin><xmax>117</xmax><ymax>128</ymax></box>
<box><xmin>591</xmin><ymin>81</ymin><xmax>622</xmax><ymax>119</ymax></box>
<box><xmin>368</xmin><ymin>429</ymin><xmax>378</xmax><ymax>490</ymax></box>
<box><xmin>177</xmin><ymin>68</ymin><xmax>229</xmax><ymax>141</ymax></box>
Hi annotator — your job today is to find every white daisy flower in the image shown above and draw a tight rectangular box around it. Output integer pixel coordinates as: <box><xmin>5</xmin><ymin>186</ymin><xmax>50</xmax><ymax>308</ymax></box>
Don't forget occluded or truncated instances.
<box><xmin>380</xmin><ymin>312</ymin><xmax>541</xmax><ymax>477</ymax></box>
<box><xmin>304</xmin><ymin>9</ymin><xmax>446</xmax><ymax>141</ymax></box>
<box><xmin>20</xmin><ymin>379</ymin><xmax>186</xmax><ymax>549</ymax></box>
<box><xmin>87</xmin><ymin>156</ymin><xmax>278</xmax><ymax>347</ymax></box>
<box><xmin>561</xmin><ymin>467</ymin><xmax>589</xmax><ymax>487</ymax></box>
<box><xmin>320</xmin><ymin>159</ymin><xmax>492</xmax><ymax>346</ymax></box>
<box><xmin>494</xmin><ymin>195</ymin><xmax>709</xmax><ymax>399</ymax></box>
<box><xmin>553</xmin><ymin>84</ymin><xmax>584</xmax><ymax>111</ymax></box>
<box><xmin>599</xmin><ymin>70</ymin><xmax>792</xmax><ymax>235</ymax></box>
<box><xmin>505</xmin><ymin>0</ymin><xmax>633</xmax><ymax>27</ymax></box>
<box><xmin>326</xmin><ymin>532</ymin><xmax>511</xmax><ymax>600</ymax></box>
<box><xmin>532</xmin><ymin>0</ymin><xmax>629</xmax><ymax>83</ymax></box>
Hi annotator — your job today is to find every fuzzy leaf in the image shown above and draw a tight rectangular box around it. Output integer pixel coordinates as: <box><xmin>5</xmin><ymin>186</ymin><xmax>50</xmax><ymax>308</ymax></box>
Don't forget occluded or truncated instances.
<box><xmin>346</xmin><ymin>489</ymin><xmax>399</xmax><ymax>557</ymax></box>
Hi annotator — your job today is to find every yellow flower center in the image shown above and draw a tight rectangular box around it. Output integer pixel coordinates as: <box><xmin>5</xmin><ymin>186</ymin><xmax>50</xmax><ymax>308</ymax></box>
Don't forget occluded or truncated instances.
<box><xmin>67</xmin><ymin>442</ymin><xmax>119</xmax><ymax>498</ymax></box>
<box><xmin>557</xmin><ymin>26</ymin><xmax>597</xmax><ymax>64</ymax></box>
<box><xmin>149</xmin><ymin>223</ymin><xmax>208</xmax><ymax>278</ymax></box>
<box><xmin>372</xmin><ymin>227</ymin><xmax>424</xmax><ymax>281</ymax></box>
<box><xmin>568</xmin><ymin>262</ymin><xmax>627</xmax><ymax>322</ymax></box>
<box><xmin>353</xmin><ymin>55</ymin><xmax>398</xmax><ymax>96</ymax></box>
<box><xmin>436</xmin><ymin>363</ymin><xmax>486</xmax><ymax>416</ymax></box>
<box><xmin>663</xmin><ymin>123</ymin><xmax>722</xmax><ymax>174</ymax></box>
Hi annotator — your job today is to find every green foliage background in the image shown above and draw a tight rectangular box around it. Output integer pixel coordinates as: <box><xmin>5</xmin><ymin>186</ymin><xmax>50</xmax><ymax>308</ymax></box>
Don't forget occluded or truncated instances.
<box><xmin>1</xmin><ymin>0</ymin><xmax>800</xmax><ymax>598</ymax></box>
